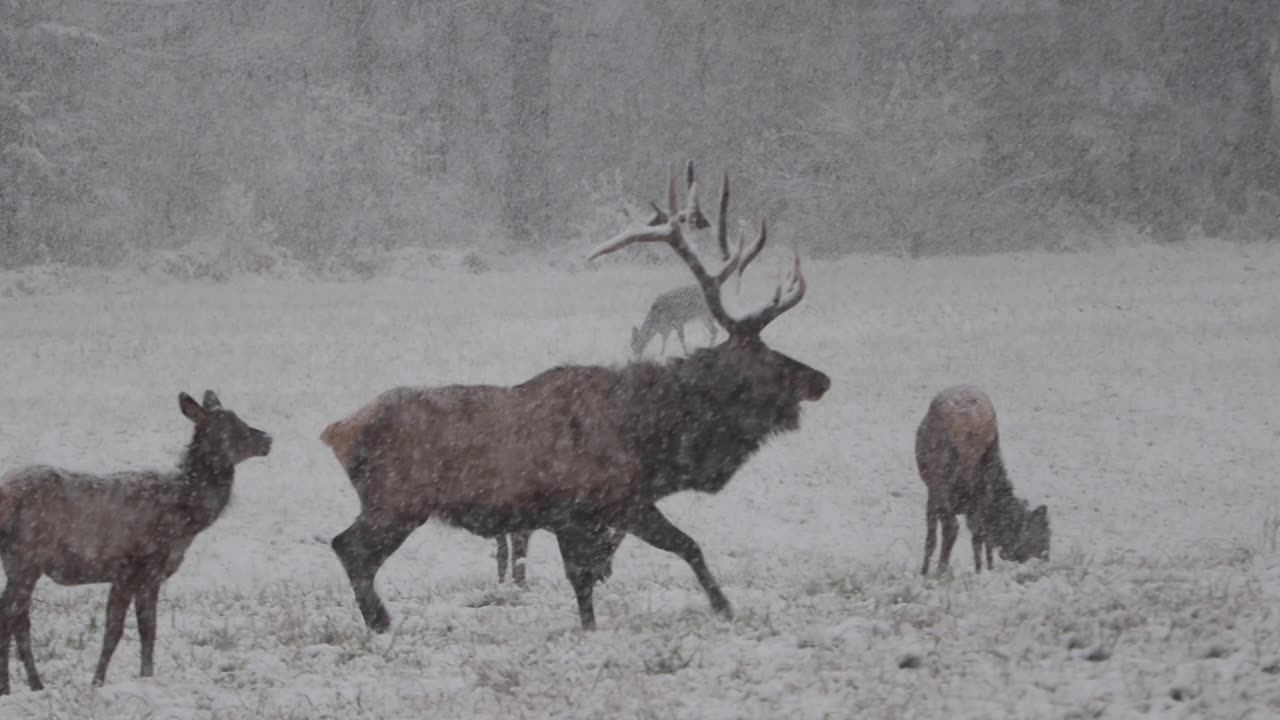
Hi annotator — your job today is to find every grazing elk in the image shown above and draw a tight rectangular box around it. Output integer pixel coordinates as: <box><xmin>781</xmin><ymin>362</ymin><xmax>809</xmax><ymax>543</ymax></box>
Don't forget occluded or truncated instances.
<box><xmin>916</xmin><ymin>385</ymin><xmax>1050</xmax><ymax>576</ymax></box>
<box><xmin>321</xmin><ymin>161</ymin><xmax>829</xmax><ymax>631</ymax></box>
<box><xmin>0</xmin><ymin>391</ymin><xmax>271</xmax><ymax>695</ymax></box>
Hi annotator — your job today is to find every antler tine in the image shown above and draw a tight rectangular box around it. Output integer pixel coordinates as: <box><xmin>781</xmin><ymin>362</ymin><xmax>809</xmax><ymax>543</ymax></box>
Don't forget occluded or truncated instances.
<box><xmin>738</xmin><ymin>249</ymin><xmax>806</xmax><ymax>335</ymax></box>
<box><xmin>586</xmin><ymin>225</ymin><xmax>675</xmax><ymax>262</ymax></box>
<box><xmin>667</xmin><ymin>162</ymin><xmax>679</xmax><ymax>218</ymax></box>
<box><xmin>713</xmin><ymin>229</ymin><xmax>745</xmax><ymax>284</ymax></box>
<box><xmin>739</xmin><ymin>217</ymin><xmax>766</xmax><ymax>279</ymax></box>
<box><xmin>716</xmin><ymin>172</ymin><xmax>730</xmax><ymax>260</ymax></box>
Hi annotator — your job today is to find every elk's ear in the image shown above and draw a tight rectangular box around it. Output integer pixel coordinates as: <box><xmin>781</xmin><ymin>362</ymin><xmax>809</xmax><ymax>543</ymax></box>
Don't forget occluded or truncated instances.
<box><xmin>202</xmin><ymin>390</ymin><xmax>223</xmax><ymax>411</ymax></box>
<box><xmin>180</xmin><ymin>393</ymin><xmax>206</xmax><ymax>423</ymax></box>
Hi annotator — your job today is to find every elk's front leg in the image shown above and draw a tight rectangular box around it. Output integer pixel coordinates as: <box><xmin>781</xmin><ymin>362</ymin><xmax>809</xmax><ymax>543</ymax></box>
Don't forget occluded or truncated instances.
<box><xmin>1</xmin><ymin>573</ymin><xmax>43</xmax><ymax>694</ymax></box>
<box><xmin>620</xmin><ymin>504</ymin><xmax>731</xmax><ymax>618</ymax></box>
<box><xmin>135</xmin><ymin>584</ymin><xmax>160</xmax><ymax>678</ymax></box>
<box><xmin>93</xmin><ymin>583</ymin><xmax>133</xmax><ymax>687</ymax></box>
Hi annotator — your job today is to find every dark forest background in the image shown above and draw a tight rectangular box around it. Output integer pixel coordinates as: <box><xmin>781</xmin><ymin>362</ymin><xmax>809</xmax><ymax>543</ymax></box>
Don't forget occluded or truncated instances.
<box><xmin>1</xmin><ymin>0</ymin><xmax>1277</xmax><ymax>274</ymax></box>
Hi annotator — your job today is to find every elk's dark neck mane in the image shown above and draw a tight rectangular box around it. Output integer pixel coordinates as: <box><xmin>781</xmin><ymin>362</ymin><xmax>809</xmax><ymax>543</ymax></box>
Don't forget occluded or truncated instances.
<box><xmin>617</xmin><ymin>347</ymin><xmax>793</xmax><ymax>498</ymax></box>
<box><xmin>983</xmin><ymin>438</ymin><xmax>1026</xmax><ymax>549</ymax></box>
<box><xmin>175</xmin><ymin>435</ymin><xmax>235</xmax><ymax>528</ymax></box>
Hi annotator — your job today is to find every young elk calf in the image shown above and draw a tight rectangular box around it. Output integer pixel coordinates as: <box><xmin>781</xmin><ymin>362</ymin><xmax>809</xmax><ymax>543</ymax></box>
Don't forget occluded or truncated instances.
<box><xmin>0</xmin><ymin>391</ymin><xmax>271</xmax><ymax>694</ymax></box>
<box><xmin>916</xmin><ymin>385</ymin><xmax>1050</xmax><ymax>576</ymax></box>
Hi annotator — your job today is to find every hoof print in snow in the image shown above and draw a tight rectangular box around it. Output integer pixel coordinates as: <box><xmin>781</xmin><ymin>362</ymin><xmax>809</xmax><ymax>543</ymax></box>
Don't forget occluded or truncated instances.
<box><xmin>1169</xmin><ymin>687</ymin><xmax>1192</xmax><ymax>702</ymax></box>
<box><xmin>1201</xmin><ymin>645</ymin><xmax>1230</xmax><ymax>659</ymax></box>
<box><xmin>1084</xmin><ymin>647</ymin><xmax>1110</xmax><ymax>662</ymax></box>
<box><xmin>1262</xmin><ymin>660</ymin><xmax>1280</xmax><ymax>675</ymax></box>
<box><xmin>897</xmin><ymin>654</ymin><xmax>923</xmax><ymax>669</ymax></box>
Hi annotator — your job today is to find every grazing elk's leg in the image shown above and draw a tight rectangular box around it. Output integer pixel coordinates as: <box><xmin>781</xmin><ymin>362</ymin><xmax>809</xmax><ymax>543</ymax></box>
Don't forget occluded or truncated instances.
<box><xmin>938</xmin><ymin>514</ymin><xmax>960</xmax><ymax>576</ymax></box>
<box><xmin>92</xmin><ymin>583</ymin><xmax>133</xmax><ymax>688</ymax></box>
<box><xmin>922</xmin><ymin>505</ymin><xmax>939</xmax><ymax>577</ymax></box>
<box><xmin>135</xmin><ymin>584</ymin><xmax>160</xmax><ymax>678</ymax></box>
<box><xmin>658</xmin><ymin>332</ymin><xmax>669</xmax><ymax>356</ymax></box>
<box><xmin>970</xmin><ymin>518</ymin><xmax>986</xmax><ymax>573</ymax></box>
<box><xmin>332</xmin><ymin>515</ymin><xmax>420</xmax><ymax>632</ymax></box>
<box><xmin>621</xmin><ymin>504</ymin><xmax>732</xmax><ymax>618</ymax></box>
<box><xmin>496</xmin><ymin>535</ymin><xmax>509</xmax><ymax>583</ymax></box>
<box><xmin>510</xmin><ymin>531</ymin><xmax>529</xmax><ymax>587</ymax></box>
<box><xmin>676</xmin><ymin>325</ymin><xmax>689</xmax><ymax>354</ymax></box>
<box><xmin>13</xmin><ymin>601</ymin><xmax>42</xmax><ymax>691</ymax></box>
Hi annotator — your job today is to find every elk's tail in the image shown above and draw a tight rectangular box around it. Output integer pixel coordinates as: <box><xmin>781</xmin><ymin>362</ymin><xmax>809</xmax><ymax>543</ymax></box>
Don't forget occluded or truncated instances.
<box><xmin>0</xmin><ymin>485</ymin><xmax>16</xmax><ymax>538</ymax></box>
<box><xmin>320</xmin><ymin>418</ymin><xmax>362</xmax><ymax>470</ymax></box>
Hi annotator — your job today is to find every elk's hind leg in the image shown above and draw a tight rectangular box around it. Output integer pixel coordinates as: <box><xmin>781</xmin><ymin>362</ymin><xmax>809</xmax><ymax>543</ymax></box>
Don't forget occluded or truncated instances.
<box><xmin>620</xmin><ymin>504</ymin><xmax>731</xmax><ymax>619</ymax></box>
<box><xmin>938</xmin><ymin>514</ymin><xmax>960</xmax><ymax>576</ymax></box>
<box><xmin>510</xmin><ymin>531</ymin><xmax>530</xmax><ymax>587</ymax></box>
<box><xmin>922</xmin><ymin>504</ymin><xmax>940</xmax><ymax>577</ymax></box>
<box><xmin>496</xmin><ymin>535</ymin><xmax>509</xmax><ymax>583</ymax></box>
<box><xmin>1</xmin><ymin>570</ymin><xmax>43</xmax><ymax>694</ymax></box>
<box><xmin>332</xmin><ymin>514</ymin><xmax>421</xmax><ymax>633</ymax></box>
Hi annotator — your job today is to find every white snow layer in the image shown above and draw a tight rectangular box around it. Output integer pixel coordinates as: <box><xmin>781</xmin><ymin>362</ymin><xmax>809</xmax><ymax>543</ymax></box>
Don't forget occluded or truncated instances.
<box><xmin>1</xmin><ymin>240</ymin><xmax>1278</xmax><ymax>718</ymax></box>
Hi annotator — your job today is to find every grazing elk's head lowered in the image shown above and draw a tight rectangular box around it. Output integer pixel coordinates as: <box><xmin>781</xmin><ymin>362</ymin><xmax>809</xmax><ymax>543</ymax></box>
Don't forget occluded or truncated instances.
<box><xmin>323</xmin><ymin>160</ymin><xmax>828</xmax><ymax>634</ymax></box>
<box><xmin>915</xmin><ymin>385</ymin><xmax>1050</xmax><ymax>577</ymax></box>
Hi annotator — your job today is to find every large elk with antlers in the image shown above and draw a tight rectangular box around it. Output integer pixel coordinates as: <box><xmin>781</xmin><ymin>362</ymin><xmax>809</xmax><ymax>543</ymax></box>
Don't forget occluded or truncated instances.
<box><xmin>321</xmin><ymin>161</ymin><xmax>829</xmax><ymax>631</ymax></box>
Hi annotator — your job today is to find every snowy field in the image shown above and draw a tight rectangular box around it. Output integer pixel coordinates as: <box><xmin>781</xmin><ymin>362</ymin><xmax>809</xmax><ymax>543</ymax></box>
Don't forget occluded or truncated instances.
<box><xmin>1</xmin><ymin>240</ymin><xmax>1279</xmax><ymax>719</ymax></box>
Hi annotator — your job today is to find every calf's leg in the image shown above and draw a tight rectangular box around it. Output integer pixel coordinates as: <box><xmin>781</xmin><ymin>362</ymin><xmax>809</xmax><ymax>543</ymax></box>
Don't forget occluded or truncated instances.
<box><xmin>93</xmin><ymin>583</ymin><xmax>133</xmax><ymax>687</ymax></box>
<box><xmin>1</xmin><ymin>573</ymin><xmax>43</xmax><ymax>694</ymax></box>
<box><xmin>135</xmin><ymin>584</ymin><xmax>160</xmax><ymax>678</ymax></box>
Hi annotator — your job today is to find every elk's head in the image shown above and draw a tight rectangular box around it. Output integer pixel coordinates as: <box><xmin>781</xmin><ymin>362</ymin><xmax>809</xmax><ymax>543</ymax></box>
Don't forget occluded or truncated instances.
<box><xmin>180</xmin><ymin>390</ymin><xmax>273</xmax><ymax>466</ymax></box>
<box><xmin>1000</xmin><ymin>503</ymin><xmax>1050</xmax><ymax>563</ymax></box>
<box><xmin>591</xmin><ymin>161</ymin><xmax>830</xmax><ymax>429</ymax></box>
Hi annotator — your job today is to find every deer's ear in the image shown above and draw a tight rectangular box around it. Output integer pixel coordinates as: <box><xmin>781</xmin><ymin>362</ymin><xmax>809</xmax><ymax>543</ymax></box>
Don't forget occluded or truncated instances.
<box><xmin>202</xmin><ymin>390</ymin><xmax>222</xmax><ymax>411</ymax></box>
<box><xmin>179</xmin><ymin>393</ymin><xmax>206</xmax><ymax>423</ymax></box>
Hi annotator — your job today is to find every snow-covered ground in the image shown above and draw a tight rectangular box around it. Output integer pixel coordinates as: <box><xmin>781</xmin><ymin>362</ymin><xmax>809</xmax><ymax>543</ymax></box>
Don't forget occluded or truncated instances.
<box><xmin>1</xmin><ymin>240</ymin><xmax>1278</xmax><ymax>718</ymax></box>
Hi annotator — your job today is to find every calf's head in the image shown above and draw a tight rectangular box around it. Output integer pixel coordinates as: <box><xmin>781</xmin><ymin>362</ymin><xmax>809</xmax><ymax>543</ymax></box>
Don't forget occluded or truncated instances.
<box><xmin>180</xmin><ymin>390</ymin><xmax>273</xmax><ymax>467</ymax></box>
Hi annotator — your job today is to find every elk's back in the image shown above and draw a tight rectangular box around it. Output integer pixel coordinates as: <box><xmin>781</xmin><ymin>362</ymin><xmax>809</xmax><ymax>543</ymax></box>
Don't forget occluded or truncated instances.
<box><xmin>0</xmin><ymin>465</ymin><xmax>198</xmax><ymax>582</ymax></box>
<box><xmin>326</xmin><ymin>367</ymin><xmax>640</xmax><ymax>516</ymax></box>
<box><xmin>916</xmin><ymin>385</ymin><xmax>998</xmax><ymax>487</ymax></box>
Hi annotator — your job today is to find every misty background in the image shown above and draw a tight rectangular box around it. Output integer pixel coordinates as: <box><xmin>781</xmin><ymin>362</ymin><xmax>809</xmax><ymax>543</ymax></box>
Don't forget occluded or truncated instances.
<box><xmin>1</xmin><ymin>0</ymin><xmax>1277</xmax><ymax>276</ymax></box>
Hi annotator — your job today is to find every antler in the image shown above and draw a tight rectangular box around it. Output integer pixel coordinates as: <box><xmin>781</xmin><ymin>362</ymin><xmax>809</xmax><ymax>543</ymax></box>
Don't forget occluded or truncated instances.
<box><xmin>588</xmin><ymin>161</ymin><xmax>806</xmax><ymax>338</ymax></box>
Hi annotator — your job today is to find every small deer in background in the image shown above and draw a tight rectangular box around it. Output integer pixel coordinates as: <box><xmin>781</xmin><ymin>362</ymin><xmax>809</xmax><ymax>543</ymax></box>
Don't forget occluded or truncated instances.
<box><xmin>631</xmin><ymin>285</ymin><xmax>718</xmax><ymax>356</ymax></box>
<box><xmin>916</xmin><ymin>385</ymin><xmax>1050</xmax><ymax>576</ymax></box>
<box><xmin>623</xmin><ymin>168</ymin><xmax>761</xmax><ymax>358</ymax></box>
<box><xmin>0</xmin><ymin>391</ymin><xmax>272</xmax><ymax>694</ymax></box>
